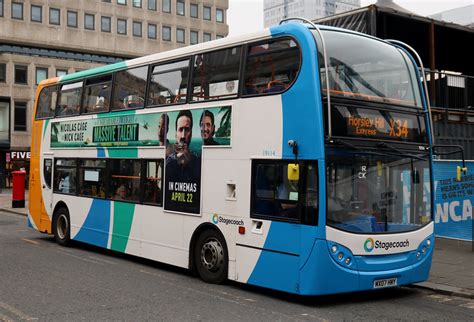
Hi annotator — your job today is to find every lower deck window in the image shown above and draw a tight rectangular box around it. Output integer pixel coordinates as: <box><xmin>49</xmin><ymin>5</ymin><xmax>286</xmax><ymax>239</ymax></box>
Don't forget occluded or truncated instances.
<box><xmin>251</xmin><ymin>160</ymin><xmax>319</xmax><ymax>224</ymax></box>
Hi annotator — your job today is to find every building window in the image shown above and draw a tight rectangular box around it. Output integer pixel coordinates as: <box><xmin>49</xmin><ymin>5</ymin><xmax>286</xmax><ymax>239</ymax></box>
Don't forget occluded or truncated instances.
<box><xmin>148</xmin><ymin>0</ymin><xmax>157</xmax><ymax>11</ymax></box>
<box><xmin>176</xmin><ymin>28</ymin><xmax>185</xmax><ymax>43</ymax></box>
<box><xmin>49</xmin><ymin>8</ymin><xmax>60</xmax><ymax>25</ymax></box>
<box><xmin>36</xmin><ymin>67</ymin><xmax>48</xmax><ymax>85</ymax></box>
<box><xmin>117</xmin><ymin>0</ymin><xmax>127</xmax><ymax>5</ymax></box>
<box><xmin>0</xmin><ymin>0</ymin><xmax>3</xmax><ymax>17</ymax></box>
<box><xmin>148</xmin><ymin>23</ymin><xmax>157</xmax><ymax>39</ymax></box>
<box><xmin>162</xmin><ymin>25</ymin><xmax>171</xmax><ymax>41</ymax></box>
<box><xmin>101</xmin><ymin>16</ymin><xmax>111</xmax><ymax>32</ymax></box>
<box><xmin>133</xmin><ymin>21</ymin><xmax>142</xmax><ymax>37</ymax></box>
<box><xmin>56</xmin><ymin>69</ymin><xmax>68</xmax><ymax>77</ymax></box>
<box><xmin>203</xmin><ymin>6</ymin><xmax>211</xmax><ymax>20</ymax></box>
<box><xmin>84</xmin><ymin>13</ymin><xmax>95</xmax><ymax>30</ymax></box>
<box><xmin>11</xmin><ymin>2</ymin><xmax>23</xmax><ymax>20</ymax></box>
<box><xmin>162</xmin><ymin>0</ymin><xmax>170</xmax><ymax>13</ymax></box>
<box><xmin>190</xmin><ymin>30</ymin><xmax>198</xmax><ymax>45</ymax></box>
<box><xmin>216</xmin><ymin>34</ymin><xmax>224</xmax><ymax>39</ymax></box>
<box><xmin>67</xmin><ymin>11</ymin><xmax>78</xmax><ymax>27</ymax></box>
<box><xmin>102</xmin><ymin>0</ymin><xmax>112</xmax><ymax>2</ymax></box>
<box><xmin>14</xmin><ymin>65</ymin><xmax>27</xmax><ymax>84</ymax></box>
<box><xmin>203</xmin><ymin>32</ymin><xmax>211</xmax><ymax>42</ymax></box>
<box><xmin>216</xmin><ymin>8</ymin><xmax>224</xmax><ymax>23</ymax></box>
<box><xmin>0</xmin><ymin>63</ymin><xmax>6</xmax><ymax>82</ymax></box>
<box><xmin>31</xmin><ymin>5</ymin><xmax>42</xmax><ymax>23</ymax></box>
<box><xmin>133</xmin><ymin>0</ymin><xmax>142</xmax><ymax>8</ymax></box>
<box><xmin>14</xmin><ymin>102</ymin><xmax>27</xmax><ymax>131</ymax></box>
<box><xmin>117</xmin><ymin>18</ymin><xmax>127</xmax><ymax>35</ymax></box>
<box><xmin>177</xmin><ymin>0</ymin><xmax>185</xmax><ymax>16</ymax></box>
<box><xmin>190</xmin><ymin>3</ymin><xmax>198</xmax><ymax>18</ymax></box>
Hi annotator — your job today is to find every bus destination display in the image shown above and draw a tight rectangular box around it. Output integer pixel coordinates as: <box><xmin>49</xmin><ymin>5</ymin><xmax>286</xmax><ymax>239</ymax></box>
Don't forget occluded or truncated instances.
<box><xmin>331</xmin><ymin>105</ymin><xmax>427</xmax><ymax>143</ymax></box>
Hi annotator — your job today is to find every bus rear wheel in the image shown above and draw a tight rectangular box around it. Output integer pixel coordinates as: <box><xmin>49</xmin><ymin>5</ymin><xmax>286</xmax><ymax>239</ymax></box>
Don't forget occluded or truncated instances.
<box><xmin>53</xmin><ymin>207</ymin><xmax>71</xmax><ymax>246</ymax></box>
<box><xmin>194</xmin><ymin>230</ymin><xmax>228</xmax><ymax>284</ymax></box>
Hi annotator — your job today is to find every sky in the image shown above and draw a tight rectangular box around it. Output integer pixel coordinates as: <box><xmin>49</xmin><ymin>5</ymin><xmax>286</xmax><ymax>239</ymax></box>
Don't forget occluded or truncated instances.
<box><xmin>227</xmin><ymin>0</ymin><xmax>474</xmax><ymax>36</ymax></box>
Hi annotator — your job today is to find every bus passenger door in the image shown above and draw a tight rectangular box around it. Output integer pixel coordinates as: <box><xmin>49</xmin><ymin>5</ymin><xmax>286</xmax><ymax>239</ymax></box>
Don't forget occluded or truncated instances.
<box><xmin>40</xmin><ymin>156</ymin><xmax>53</xmax><ymax>226</ymax></box>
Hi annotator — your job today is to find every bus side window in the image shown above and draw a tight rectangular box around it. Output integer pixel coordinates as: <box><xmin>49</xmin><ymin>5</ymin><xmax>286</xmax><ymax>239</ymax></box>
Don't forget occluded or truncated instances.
<box><xmin>36</xmin><ymin>85</ymin><xmax>57</xmax><ymax>119</ymax></box>
<box><xmin>54</xmin><ymin>159</ymin><xmax>77</xmax><ymax>194</ymax></box>
<box><xmin>56</xmin><ymin>82</ymin><xmax>82</xmax><ymax>117</ymax></box>
<box><xmin>243</xmin><ymin>38</ymin><xmax>301</xmax><ymax>96</ymax></box>
<box><xmin>143</xmin><ymin>160</ymin><xmax>164</xmax><ymax>206</ymax></box>
<box><xmin>147</xmin><ymin>59</ymin><xmax>189</xmax><ymax>106</ymax></box>
<box><xmin>251</xmin><ymin>161</ymin><xmax>300</xmax><ymax>221</ymax></box>
<box><xmin>112</xmin><ymin>66</ymin><xmax>148</xmax><ymax>111</ymax></box>
<box><xmin>83</xmin><ymin>75</ymin><xmax>112</xmax><ymax>114</ymax></box>
<box><xmin>191</xmin><ymin>46</ymin><xmax>241</xmax><ymax>102</ymax></box>
<box><xmin>78</xmin><ymin>159</ymin><xmax>107</xmax><ymax>198</ymax></box>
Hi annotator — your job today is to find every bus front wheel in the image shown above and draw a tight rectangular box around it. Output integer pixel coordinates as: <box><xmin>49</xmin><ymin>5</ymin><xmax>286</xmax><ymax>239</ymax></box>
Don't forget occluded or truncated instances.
<box><xmin>194</xmin><ymin>229</ymin><xmax>228</xmax><ymax>284</ymax></box>
<box><xmin>53</xmin><ymin>207</ymin><xmax>71</xmax><ymax>246</ymax></box>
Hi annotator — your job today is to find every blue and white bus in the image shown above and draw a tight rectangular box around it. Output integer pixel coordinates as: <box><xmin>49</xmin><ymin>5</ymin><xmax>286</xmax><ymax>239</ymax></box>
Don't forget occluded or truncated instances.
<box><xmin>30</xmin><ymin>19</ymin><xmax>436</xmax><ymax>295</ymax></box>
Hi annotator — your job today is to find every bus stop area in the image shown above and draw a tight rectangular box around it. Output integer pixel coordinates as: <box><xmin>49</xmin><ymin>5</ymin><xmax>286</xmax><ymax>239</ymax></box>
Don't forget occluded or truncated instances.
<box><xmin>0</xmin><ymin>188</ymin><xmax>472</xmax><ymax>299</ymax></box>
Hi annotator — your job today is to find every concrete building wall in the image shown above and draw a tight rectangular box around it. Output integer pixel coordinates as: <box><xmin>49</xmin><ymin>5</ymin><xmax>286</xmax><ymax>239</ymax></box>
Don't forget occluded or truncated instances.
<box><xmin>1</xmin><ymin>0</ymin><xmax>229</xmax><ymax>56</ymax></box>
<box><xmin>0</xmin><ymin>0</ymin><xmax>229</xmax><ymax>188</ymax></box>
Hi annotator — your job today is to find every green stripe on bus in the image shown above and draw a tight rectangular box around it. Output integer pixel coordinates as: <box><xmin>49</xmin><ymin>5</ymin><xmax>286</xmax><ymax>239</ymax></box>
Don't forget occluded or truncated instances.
<box><xmin>108</xmin><ymin>148</ymin><xmax>138</xmax><ymax>158</ymax></box>
<box><xmin>43</xmin><ymin>119</ymin><xmax>49</xmax><ymax>139</ymax></box>
<box><xmin>111</xmin><ymin>202</ymin><xmax>136</xmax><ymax>253</ymax></box>
<box><xmin>60</xmin><ymin>61</ymin><xmax>128</xmax><ymax>83</ymax></box>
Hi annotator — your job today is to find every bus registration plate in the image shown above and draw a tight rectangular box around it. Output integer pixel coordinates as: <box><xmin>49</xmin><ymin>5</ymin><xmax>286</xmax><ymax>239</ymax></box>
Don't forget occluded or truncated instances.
<box><xmin>373</xmin><ymin>278</ymin><xmax>397</xmax><ymax>289</ymax></box>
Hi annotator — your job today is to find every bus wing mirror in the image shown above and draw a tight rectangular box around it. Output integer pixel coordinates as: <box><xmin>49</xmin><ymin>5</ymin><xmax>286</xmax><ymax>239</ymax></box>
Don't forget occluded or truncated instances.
<box><xmin>456</xmin><ymin>166</ymin><xmax>468</xmax><ymax>182</ymax></box>
<box><xmin>288</xmin><ymin>164</ymin><xmax>299</xmax><ymax>181</ymax></box>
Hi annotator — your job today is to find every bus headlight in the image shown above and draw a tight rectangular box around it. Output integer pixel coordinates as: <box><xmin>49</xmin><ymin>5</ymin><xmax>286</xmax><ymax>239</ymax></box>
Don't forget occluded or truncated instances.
<box><xmin>331</xmin><ymin>245</ymin><xmax>338</xmax><ymax>253</ymax></box>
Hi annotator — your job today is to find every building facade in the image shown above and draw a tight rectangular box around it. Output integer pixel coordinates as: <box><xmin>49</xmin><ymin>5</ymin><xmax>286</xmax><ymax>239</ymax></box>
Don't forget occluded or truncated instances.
<box><xmin>264</xmin><ymin>0</ymin><xmax>360</xmax><ymax>28</ymax></box>
<box><xmin>0</xmin><ymin>0</ymin><xmax>229</xmax><ymax>188</ymax></box>
<box><xmin>429</xmin><ymin>4</ymin><xmax>474</xmax><ymax>28</ymax></box>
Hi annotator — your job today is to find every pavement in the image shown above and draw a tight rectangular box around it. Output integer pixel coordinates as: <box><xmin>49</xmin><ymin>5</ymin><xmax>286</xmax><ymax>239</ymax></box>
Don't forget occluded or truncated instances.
<box><xmin>1</xmin><ymin>189</ymin><xmax>472</xmax><ymax>299</ymax></box>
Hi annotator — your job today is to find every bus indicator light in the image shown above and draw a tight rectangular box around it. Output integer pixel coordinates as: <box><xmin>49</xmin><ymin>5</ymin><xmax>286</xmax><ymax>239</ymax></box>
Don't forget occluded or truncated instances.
<box><xmin>238</xmin><ymin>226</ymin><xmax>245</xmax><ymax>235</ymax></box>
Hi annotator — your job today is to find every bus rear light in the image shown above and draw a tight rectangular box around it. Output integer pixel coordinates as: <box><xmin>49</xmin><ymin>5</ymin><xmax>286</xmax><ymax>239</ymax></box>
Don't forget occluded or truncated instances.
<box><xmin>238</xmin><ymin>226</ymin><xmax>245</xmax><ymax>235</ymax></box>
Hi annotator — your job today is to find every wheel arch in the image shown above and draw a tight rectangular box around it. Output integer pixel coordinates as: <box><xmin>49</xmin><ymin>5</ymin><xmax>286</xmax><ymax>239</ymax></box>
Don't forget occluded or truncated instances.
<box><xmin>188</xmin><ymin>223</ymin><xmax>228</xmax><ymax>272</ymax></box>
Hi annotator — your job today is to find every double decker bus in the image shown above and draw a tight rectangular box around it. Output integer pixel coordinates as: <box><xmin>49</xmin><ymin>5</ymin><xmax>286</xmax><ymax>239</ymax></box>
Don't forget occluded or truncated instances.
<box><xmin>29</xmin><ymin>19</ymin><xmax>436</xmax><ymax>295</ymax></box>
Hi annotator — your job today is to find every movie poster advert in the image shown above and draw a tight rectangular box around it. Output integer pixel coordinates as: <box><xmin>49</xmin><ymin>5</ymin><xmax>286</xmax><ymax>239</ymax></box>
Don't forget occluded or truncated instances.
<box><xmin>50</xmin><ymin>113</ymin><xmax>165</xmax><ymax>148</ymax></box>
<box><xmin>164</xmin><ymin>106</ymin><xmax>231</xmax><ymax>214</ymax></box>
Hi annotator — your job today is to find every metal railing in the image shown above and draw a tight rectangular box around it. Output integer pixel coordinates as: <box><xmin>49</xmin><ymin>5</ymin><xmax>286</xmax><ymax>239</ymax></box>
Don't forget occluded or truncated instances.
<box><xmin>424</xmin><ymin>69</ymin><xmax>474</xmax><ymax>111</ymax></box>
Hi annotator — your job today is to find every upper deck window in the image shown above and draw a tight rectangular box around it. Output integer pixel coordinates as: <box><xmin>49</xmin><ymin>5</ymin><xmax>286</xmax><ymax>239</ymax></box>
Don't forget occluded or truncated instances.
<box><xmin>318</xmin><ymin>30</ymin><xmax>422</xmax><ymax>108</ymax></box>
<box><xmin>36</xmin><ymin>85</ymin><xmax>58</xmax><ymax>119</ymax></box>
<box><xmin>57</xmin><ymin>82</ymin><xmax>82</xmax><ymax>117</ymax></box>
<box><xmin>148</xmin><ymin>59</ymin><xmax>189</xmax><ymax>106</ymax></box>
<box><xmin>191</xmin><ymin>46</ymin><xmax>241</xmax><ymax>102</ymax></box>
<box><xmin>112</xmin><ymin>66</ymin><xmax>148</xmax><ymax>110</ymax></box>
<box><xmin>242</xmin><ymin>38</ymin><xmax>301</xmax><ymax>96</ymax></box>
<box><xmin>83</xmin><ymin>75</ymin><xmax>112</xmax><ymax>114</ymax></box>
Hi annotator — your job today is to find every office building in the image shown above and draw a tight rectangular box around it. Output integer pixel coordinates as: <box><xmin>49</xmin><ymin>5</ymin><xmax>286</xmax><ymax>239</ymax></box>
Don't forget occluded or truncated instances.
<box><xmin>0</xmin><ymin>0</ymin><xmax>229</xmax><ymax>188</ymax></box>
<box><xmin>264</xmin><ymin>0</ymin><xmax>360</xmax><ymax>28</ymax></box>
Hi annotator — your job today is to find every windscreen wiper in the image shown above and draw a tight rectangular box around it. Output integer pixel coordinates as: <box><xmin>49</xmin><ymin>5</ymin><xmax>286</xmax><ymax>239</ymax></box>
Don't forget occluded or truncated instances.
<box><xmin>377</xmin><ymin>142</ymin><xmax>427</xmax><ymax>161</ymax></box>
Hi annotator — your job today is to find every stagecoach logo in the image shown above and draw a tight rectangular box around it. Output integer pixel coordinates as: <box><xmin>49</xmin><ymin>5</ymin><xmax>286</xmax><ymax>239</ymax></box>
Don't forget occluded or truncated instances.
<box><xmin>363</xmin><ymin>237</ymin><xmax>410</xmax><ymax>253</ymax></box>
<box><xmin>364</xmin><ymin>238</ymin><xmax>375</xmax><ymax>252</ymax></box>
<box><xmin>211</xmin><ymin>214</ymin><xmax>244</xmax><ymax>226</ymax></box>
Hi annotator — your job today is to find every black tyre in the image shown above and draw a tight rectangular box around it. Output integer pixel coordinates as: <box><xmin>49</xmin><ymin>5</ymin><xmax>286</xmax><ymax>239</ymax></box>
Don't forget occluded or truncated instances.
<box><xmin>194</xmin><ymin>229</ymin><xmax>228</xmax><ymax>284</ymax></box>
<box><xmin>53</xmin><ymin>207</ymin><xmax>71</xmax><ymax>246</ymax></box>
